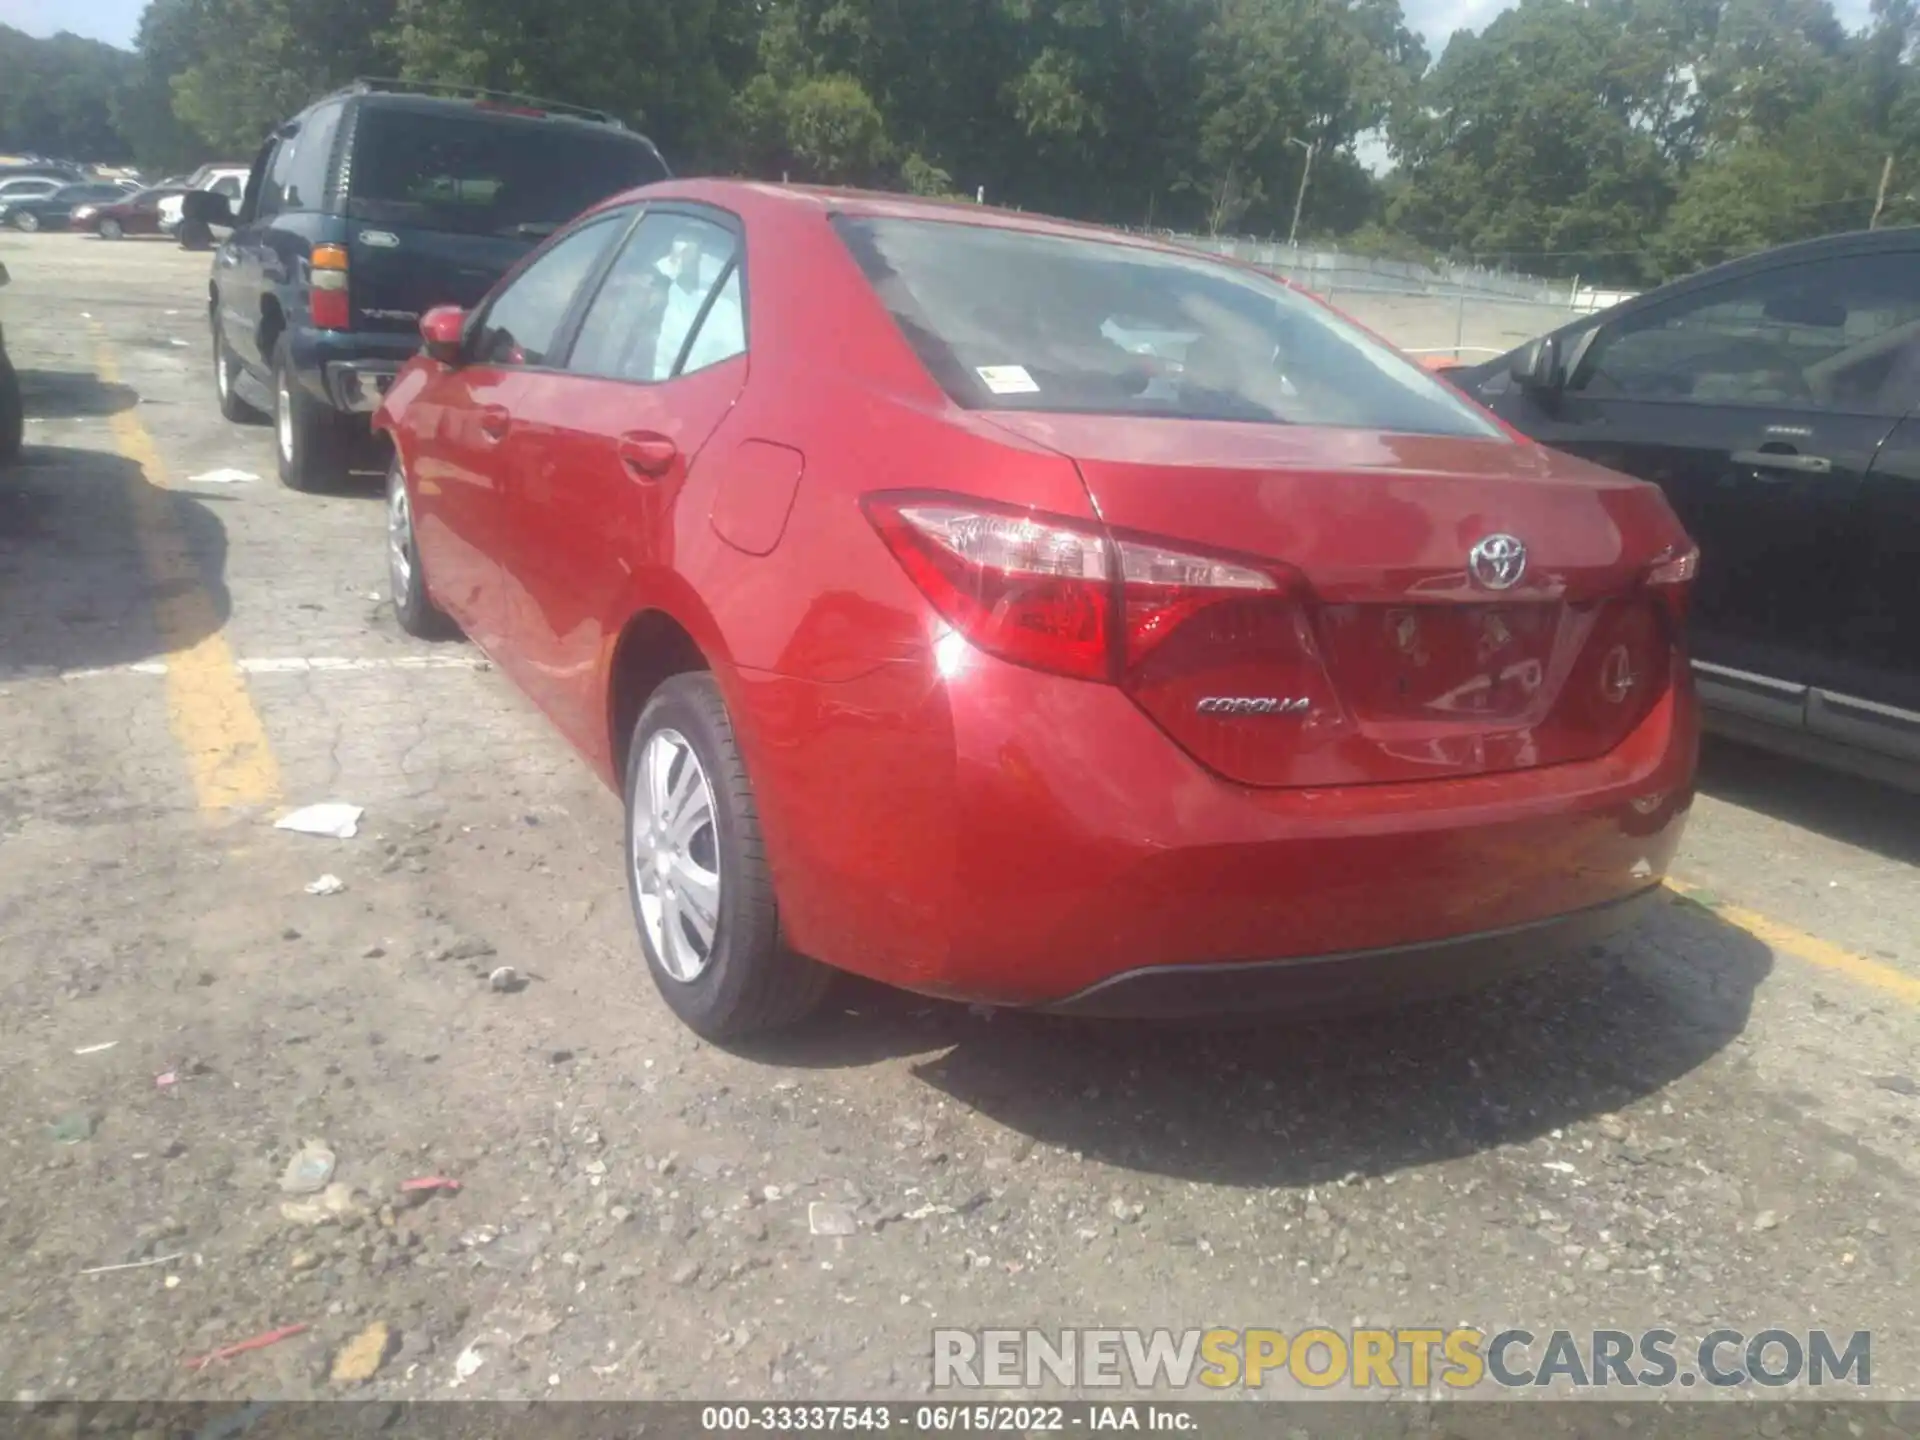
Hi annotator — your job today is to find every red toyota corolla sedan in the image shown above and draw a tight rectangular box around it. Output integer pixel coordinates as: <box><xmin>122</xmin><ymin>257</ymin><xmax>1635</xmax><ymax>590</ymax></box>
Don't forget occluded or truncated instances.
<box><xmin>374</xmin><ymin>180</ymin><xmax>1699</xmax><ymax>1039</ymax></box>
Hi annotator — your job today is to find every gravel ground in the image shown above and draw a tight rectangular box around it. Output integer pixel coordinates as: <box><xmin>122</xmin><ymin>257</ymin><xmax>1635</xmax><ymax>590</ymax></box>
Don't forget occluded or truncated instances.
<box><xmin>1</xmin><ymin>232</ymin><xmax>1916</xmax><ymax>1413</ymax></box>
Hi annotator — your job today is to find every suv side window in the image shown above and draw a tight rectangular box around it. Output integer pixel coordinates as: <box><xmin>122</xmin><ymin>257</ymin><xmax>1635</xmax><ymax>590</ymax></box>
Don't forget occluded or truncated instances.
<box><xmin>257</xmin><ymin>141</ymin><xmax>297</xmax><ymax>220</ymax></box>
<box><xmin>279</xmin><ymin>104</ymin><xmax>343</xmax><ymax>213</ymax></box>
<box><xmin>568</xmin><ymin>212</ymin><xmax>744</xmax><ymax>383</ymax></box>
<box><xmin>469</xmin><ymin>213</ymin><xmax>629</xmax><ymax>368</ymax></box>
<box><xmin>1571</xmin><ymin>251</ymin><xmax>1920</xmax><ymax>416</ymax></box>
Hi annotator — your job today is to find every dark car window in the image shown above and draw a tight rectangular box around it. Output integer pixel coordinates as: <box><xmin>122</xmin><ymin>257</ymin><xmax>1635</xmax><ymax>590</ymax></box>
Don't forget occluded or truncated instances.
<box><xmin>345</xmin><ymin>106</ymin><xmax>667</xmax><ymax>240</ymax></box>
<box><xmin>834</xmin><ymin>216</ymin><xmax>1503</xmax><ymax>438</ymax></box>
<box><xmin>278</xmin><ymin>103</ymin><xmax>343</xmax><ymax>213</ymax></box>
<box><xmin>470</xmin><ymin>213</ymin><xmax>628</xmax><ymax>367</ymax></box>
<box><xmin>57</xmin><ymin>184</ymin><xmax>122</xmax><ymax>204</ymax></box>
<box><xmin>257</xmin><ymin>140</ymin><xmax>297</xmax><ymax>220</ymax></box>
<box><xmin>1573</xmin><ymin>252</ymin><xmax>1920</xmax><ymax>416</ymax></box>
<box><xmin>569</xmin><ymin>212</ymin><xmax>745</xmax><ymax>383</ymax></box>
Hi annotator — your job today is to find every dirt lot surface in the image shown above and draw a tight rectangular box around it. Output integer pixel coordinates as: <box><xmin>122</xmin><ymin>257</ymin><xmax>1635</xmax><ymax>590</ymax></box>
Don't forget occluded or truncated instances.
<box><xmin>1</xmin><ymin>233</ymin><xmax>1917</xmax><ymax>1412</ymax></box>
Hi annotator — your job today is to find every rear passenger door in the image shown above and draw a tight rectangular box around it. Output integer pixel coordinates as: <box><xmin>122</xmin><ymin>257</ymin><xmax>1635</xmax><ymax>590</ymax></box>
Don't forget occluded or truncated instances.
<box><xmin>495</xmin><ymin>206</ymin><xmax>749</xmax><ymax>758</ymax></box>
<box><xmin>216</xmin><ymin>140</ymin><xmax>282</xmax><ymax>374</ymax></box>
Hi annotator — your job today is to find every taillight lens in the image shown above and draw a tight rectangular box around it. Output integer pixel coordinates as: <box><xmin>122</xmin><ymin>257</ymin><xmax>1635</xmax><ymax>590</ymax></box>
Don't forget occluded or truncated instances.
<box><xmin>310</xmin><ymin>243</ymin><xmax>350</xmax><ymax>331</ymax></box>
<box><xmin>1645</xmin><ymin>543</ymin><xmax>1698</xmax><ymax>632</ymax></box>
<box><xmin>863</xmin><ymin>493</ymin><xmax>1284</xmax><ymax>683</ymax></box>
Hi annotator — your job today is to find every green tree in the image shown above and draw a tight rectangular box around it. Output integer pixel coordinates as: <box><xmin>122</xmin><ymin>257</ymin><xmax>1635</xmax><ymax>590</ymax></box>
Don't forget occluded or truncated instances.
<box><xmin>0</xmin><ymin>24</ymin><xmax>137</xmax><ymax>162</ymax></box>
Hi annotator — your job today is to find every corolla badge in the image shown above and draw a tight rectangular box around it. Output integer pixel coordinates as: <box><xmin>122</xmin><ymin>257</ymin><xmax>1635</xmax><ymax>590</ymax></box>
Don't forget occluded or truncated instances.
<box><xmin>1468</xmin><ymin>533</ymin><xmax>1528</xmax><ymax>591</ymax></box>
<box><xmin>1196</xmin><ymin>696</ymin><xmax>1311</xmax><ymax>715</ymax></box>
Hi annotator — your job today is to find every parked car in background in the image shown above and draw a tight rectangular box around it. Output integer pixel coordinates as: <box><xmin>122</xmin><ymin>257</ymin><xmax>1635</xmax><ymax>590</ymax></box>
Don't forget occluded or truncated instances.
<box><xmin>0</xmin><ymin>261</ymin><xmax>19</xmax><ymax>464</ymax></box>
<box><xmin>164</xmin><ymin>164</ymin><xmax>250</xmax><ymax>247</ymax></box>
<box><xmin>1454</xmin><ymin>227</ymin><xmax>1920</xmax><ymax>788</ymax></box>
<box><xmin>200</xmin><ymin>78</ymin><xmax>669</xmax><ymax>490</ymax></box>
<box><xmin>79</xmin><ymin>185</ymin><xmax>191</xmax><ymax>240</ymax></box>
<box><xmin>0</xmin><ymin>176</ymin><xmax>64</xmax><ymax>206</ymax></box>
<box><xmin>0</xmin><ymin>181</ymin><xmax>128</xmax><ymax>232</ymax></box>
<box><xmin>376</xmin><ymin>181</ymin><xmax>1700</xmax><ymax>1039</ymax></box>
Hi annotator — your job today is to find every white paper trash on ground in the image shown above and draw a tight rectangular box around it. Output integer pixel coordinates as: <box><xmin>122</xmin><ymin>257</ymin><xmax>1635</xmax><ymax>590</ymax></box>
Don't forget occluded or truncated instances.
<box><xmin>305</xmin><ymin>874</ymin><xmax>346</xmax><ymax>896</ymax></box>
<box><xmin>275</xmin><ymin>803</ymin><xmax>365</xmax><ymax>840</ymax></box>
<box><xmin>187</xmin><ymin>469</ymin><xmax>259</xmax><ymax>485</ymax></box>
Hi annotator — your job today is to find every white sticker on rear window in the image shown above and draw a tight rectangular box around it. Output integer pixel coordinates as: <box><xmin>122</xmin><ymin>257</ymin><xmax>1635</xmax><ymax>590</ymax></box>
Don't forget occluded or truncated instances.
<box><xmin>976</xmin><ymin>365</ymin><xmax>1039</xmax><ymax>395</ymax></box>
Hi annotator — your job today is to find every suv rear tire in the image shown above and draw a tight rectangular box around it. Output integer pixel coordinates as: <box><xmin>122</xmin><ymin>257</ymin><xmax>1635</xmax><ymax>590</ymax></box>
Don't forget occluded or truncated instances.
<box><xmin>272</xmin><ymin>336</ymin><xmax>346</xmax><ymax>492</ymax></box>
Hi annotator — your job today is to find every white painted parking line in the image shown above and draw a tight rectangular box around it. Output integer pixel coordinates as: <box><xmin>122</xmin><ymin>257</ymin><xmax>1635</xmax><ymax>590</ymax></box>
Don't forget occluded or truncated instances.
<box><xmin>33</xmin><ymin>654</ymin><xmax>490</xmax><ymax>681</ymax></box>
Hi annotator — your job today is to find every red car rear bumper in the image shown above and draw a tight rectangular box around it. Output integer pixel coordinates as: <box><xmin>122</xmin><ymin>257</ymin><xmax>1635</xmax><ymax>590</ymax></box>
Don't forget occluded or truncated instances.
<box><xmin>730</xmin><ymin>643</ymin><xmax>1697</xmax><ymax>1011</ymax></box>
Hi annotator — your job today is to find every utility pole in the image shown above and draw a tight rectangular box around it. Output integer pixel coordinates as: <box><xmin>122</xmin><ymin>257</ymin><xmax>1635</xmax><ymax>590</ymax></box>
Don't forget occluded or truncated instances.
<box><xmin>1872</xmin><ymin>155</ymin><xmax>1894</xmax><ymax>229</ymax></box>
<box><xmin>1286</xmin><ymin>136</ymin><xmax>1316</xmax><ymax>249</ymax></box>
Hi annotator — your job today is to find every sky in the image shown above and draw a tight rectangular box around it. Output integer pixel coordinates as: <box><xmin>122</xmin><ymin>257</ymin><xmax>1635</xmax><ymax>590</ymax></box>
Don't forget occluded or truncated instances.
<box><xmin>0</xmin><ymin>0</ymin><xmax>1884</xmax><ymax>64</ymax></box>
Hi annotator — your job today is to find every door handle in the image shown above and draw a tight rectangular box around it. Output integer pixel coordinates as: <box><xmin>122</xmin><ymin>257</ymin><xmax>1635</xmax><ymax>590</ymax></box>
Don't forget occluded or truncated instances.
<box><xmin>618</xmin><ymin>432</ymin><xmax>679</xmax><ymax>480</ymax></box>
<box><xmin>477</xmin><ymin>405</ymin><xmax>510</xmax><ymax>443</ymax></box>
<box><xmin>1731</xmin><ymin>450</ymin><xmax>1831</xmax><ymax>475</ymax></box>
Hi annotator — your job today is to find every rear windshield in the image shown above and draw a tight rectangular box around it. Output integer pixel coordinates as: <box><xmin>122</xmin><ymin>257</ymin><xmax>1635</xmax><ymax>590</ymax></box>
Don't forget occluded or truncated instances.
<box><xmin>346</xmin><ymin>106</ymin><xmax>667</xmax><ymax>239</ymax></box>
<box><xmin>835</xmin><ymin>216</ymin><xmax>1502</xmax><ymax>438</ymax></box>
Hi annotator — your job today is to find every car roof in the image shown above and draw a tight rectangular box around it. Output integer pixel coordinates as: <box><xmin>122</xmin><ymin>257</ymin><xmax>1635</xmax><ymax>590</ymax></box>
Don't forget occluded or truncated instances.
<box><xmin>308</xmin><ymin>88</ymin><xmax>652</xmax><ymax>143</ymax></box>
<box><xmin>1645</xmin><ymin>225</ymin><xmax>1920</xmax><ymax>296</ymax></box>
<box><xmin>603</xmin><ymin>178</ymin><xmax>1216</xmax><ymax>263</ymax></box>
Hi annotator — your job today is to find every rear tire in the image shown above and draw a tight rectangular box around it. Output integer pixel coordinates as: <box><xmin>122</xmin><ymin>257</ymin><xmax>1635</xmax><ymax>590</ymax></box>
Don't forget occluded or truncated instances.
<box><xmin>0</xmin><ymin>350</ymin><xmax>23</xmax><ymax>465</ymax></box>
<box><xmin>386</xmin><ymin>457</ymin><xmax>457</xmax><ymax>639</ymax></box>
<box><xmin>271</xmin><ymin>335</ymin><xmax>345</xmax><ymax>492</ymax></box>
<box><xmin>625</xmin><ymin>673</ymin><xmax>830</xmax><ymax>1039</ymax></box>
<box><xmin>99</xmin><ymin>218</ymin><xmax>124</xmax><ymax>241</ymax></box>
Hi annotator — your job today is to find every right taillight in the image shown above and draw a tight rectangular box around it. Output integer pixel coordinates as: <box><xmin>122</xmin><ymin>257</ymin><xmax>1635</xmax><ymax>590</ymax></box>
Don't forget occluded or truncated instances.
<box><xmin>1645</xmin><ymin>543</ymin><xmax>1699</xmax><ymax>634</ymax></box>
<box><xmin>862</xmin><ymin>492</ymin><xmax>1289</xmax><ymax>683</ymax></box>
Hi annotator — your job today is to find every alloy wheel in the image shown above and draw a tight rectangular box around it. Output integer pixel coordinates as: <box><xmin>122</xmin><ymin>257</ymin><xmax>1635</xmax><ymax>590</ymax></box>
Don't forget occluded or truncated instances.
<box><xmin>630</xmin><ymin>729</ymin><xmax>722</xmax><ymax>982</ymax></box>
<box><xmin>387</xmin><ymin>476</ymin><xmax>415</xmax><ymax>603</ymax></box>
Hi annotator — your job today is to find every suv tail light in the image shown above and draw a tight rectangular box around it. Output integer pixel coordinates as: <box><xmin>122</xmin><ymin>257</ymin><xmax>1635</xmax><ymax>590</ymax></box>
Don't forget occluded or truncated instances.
<box><xmin>863</xmin><ymin>493</ymin><xmax>1288</xmax><ymax>683</ymax></box>
<box><xmin>310</xmin><ymin>243</ymin><xmax>350</xmax><ymax>330</ymax></box>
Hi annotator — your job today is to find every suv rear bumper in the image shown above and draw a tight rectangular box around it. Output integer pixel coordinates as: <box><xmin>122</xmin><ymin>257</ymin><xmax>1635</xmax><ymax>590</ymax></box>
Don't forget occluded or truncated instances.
<box><xmin>287</xmin><ymin>327</ymin><xmax>419</xmax><ymax>414</ymax></box>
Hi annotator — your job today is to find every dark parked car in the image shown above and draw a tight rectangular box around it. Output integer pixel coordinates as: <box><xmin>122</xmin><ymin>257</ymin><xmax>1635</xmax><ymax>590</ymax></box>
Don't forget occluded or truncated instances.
<box><xmin>195</xmin><ymin>78</ymin><xmax>669</xmax><ymax>491</ymax></box>
<box><xmin>1455</xmin><ymin>227</ymin><xmax>1920</xmax><ymax>787</ymax></box>
<box><xmin>78</xmin><ymin>185</ymin><xmax>190</xmax><ymax>240</ymax></box>
<box><xmin>0</xmin><ymin>182</ymin><xmax>129</xmax><ymax>232</ymax></box>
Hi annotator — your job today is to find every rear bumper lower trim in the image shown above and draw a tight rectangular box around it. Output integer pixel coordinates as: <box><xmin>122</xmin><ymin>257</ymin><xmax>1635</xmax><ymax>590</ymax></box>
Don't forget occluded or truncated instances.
<box><xmin>1037</xmin><ymin>886</ymin><xmax>1661</xmax><ymax>1018</ymax></box>
<box><xmin>325</xmin><ymin>360</ymin><xmax>400</xmax><ymax>414</ymax></box>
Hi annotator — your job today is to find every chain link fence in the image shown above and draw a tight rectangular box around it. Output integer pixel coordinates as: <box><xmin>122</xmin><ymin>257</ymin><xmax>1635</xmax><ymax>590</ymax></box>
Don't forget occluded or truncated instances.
<box><xmin>1149</xmin><ymin>230</ymin><xmax>1641</xmax><ymax>364</ymax></box>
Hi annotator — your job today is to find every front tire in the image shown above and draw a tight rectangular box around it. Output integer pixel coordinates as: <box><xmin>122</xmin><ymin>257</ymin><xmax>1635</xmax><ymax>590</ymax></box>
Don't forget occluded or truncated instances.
<box><xmin>178</xmin><ymin>217</ymin><xmax>212</xmax><ymax>251</ymax></box>
<box><xmin>99</xmin><ymin>218</ymin><xmax>124</xmax><ymax>241</ymax></box>
<box><xmin>271</xmin><ymin>335</ymin><xmax>345</xmax><ymax>492</ymax></box>
<box><xmin>386</xmin><ymin>458</ymin><xmax>457</xmax><ymax>639</ymax></box>
<box><xmin>15</xmin><ymin>212</ymin><xmax>40</xmax><ymax>233</ymax></box>
<box><xmin>212</xmin><ymin>320</ymin><xmax>261</xmax><ymax>423</ymax></box>
<box><xmin>625</xmin><ymin>674</ymin><xmax>829</xmax><ymax>1039</ymax></box>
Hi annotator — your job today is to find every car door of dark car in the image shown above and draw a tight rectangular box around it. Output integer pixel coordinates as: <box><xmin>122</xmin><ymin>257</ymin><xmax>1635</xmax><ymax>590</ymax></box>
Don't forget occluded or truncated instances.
<box><xmin>497</xmin><ymin>206</ymin><xmax>750</xmax><ymax>759</ymax></box>
<box><xmin>1482</xmin><ymin>248</ymin><xmax>1920</xmax><ymax>730</ymax></box>
<box><xmin>1833</xmin><ymin>415</ymin><xmax>1920</xmax><ymax>760</ymax></box>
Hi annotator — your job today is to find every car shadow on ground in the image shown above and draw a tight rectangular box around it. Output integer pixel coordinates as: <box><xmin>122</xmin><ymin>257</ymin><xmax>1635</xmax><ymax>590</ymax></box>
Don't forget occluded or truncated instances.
<box><xmin>0</xmin><ymin>443</ymin><xmax>229</xmax><ymax>674</ymax></box>
<box><xmin>1696</xmin><ymin>735</ymin><xmax>1920</xmax><ymax>865</ymax></box>
<box><xmin>14</xmin><ymin>367</ymin><xmax>139</xmax><ymax>419</ymax></box>
<box><xmin>744</xmin><ymin>892</ymin><xmax>1771</xmax><ymax>1187</ymax></box>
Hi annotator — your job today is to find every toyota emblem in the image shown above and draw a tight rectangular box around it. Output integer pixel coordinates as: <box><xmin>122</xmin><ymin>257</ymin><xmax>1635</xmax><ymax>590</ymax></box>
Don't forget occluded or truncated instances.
<box><xmin>1468</xmin><ymin>533</ymin><xmax>1528</xmax><ymax>591</ymax></box>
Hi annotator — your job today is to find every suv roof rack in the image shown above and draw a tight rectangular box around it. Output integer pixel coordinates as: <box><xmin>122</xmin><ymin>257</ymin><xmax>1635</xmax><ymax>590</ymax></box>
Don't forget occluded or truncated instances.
<box><xmin>329</xmin><ymin>77</ymin><xmax>626</xmax><ymax>129</ymax></box>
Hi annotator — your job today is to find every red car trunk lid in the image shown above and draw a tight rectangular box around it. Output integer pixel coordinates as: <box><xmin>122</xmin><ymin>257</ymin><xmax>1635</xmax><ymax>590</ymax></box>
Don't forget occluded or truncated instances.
<box><xmin>987</xmin><ymin>415</ymin><xmax>1693</xmax><ymax>787</ymax></box>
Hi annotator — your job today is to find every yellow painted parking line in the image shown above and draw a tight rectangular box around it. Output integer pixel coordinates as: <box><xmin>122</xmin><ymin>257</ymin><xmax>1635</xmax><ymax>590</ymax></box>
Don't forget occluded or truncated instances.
<box><xmin>1667</xmin><ymin>878</ymin><xmax>1920</xmax><ymax>1006</ymax></box>
<box><xmin>95</xmin><ymin>342</ymin><xmax>282</xmax><ymax>812</ymax></box>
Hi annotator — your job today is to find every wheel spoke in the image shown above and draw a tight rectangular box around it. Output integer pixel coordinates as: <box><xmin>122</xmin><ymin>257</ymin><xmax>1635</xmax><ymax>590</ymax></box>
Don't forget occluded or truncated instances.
<box><xmin>659</xmin><ymin>889</ymin><xmax>692</xmax><ymax>979</ymax></box>
<box><xmin>645</xmin><ymin>734</ymin><xmax>677</xmax><ymax>824</ymax></box>
<box><xmin>667</xmin><ymin>779</ymin><xmax>712</xmax><ymax>849</ymax></box>
<box><xmin>660</xmin><ymin>749</ymin><xmax>699</xmax><ymax>835</ymax></box>
<box><xmin>674</xmin><ymin>856</ymin><xmax>719</xmax><ymax>943</ymax></box>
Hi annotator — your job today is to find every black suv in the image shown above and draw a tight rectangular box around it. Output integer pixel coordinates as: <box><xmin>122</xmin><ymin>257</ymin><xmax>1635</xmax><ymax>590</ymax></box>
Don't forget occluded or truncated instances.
<box><xmin>192</xmin><ymin>79</ymin><xmax>669</xmax><ymax>490</ymax></box>
<box><xmin>1456</xmin><ymin>227</ymin><xmax>1920</xmax><ymax>787</ymax></box>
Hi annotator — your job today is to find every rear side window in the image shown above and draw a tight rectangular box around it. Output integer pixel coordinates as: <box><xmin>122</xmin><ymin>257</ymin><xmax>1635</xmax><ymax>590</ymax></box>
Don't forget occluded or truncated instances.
<box><xmin>568</xmin><ymin>212</ymin><xmax>745</xmax><ymax>382</ymax></box>
<box><xmin>345</xmin><ymin>106</ymin><xmax>668</xmax><ymax>239</ymax></box>
<box><xmin>277</xmin><ymin>103</ymin><xmax>343</xmax><ymax>212</ymax></box>
<box><xmin>834</xmin><ymin>217</ymin><xmax>1502</xmax><ymax>439</ymax></box>
<box><xmin>470</xmin><ymin>213</ymin><xmax>628</xmax><ymax>367</ymax></box>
